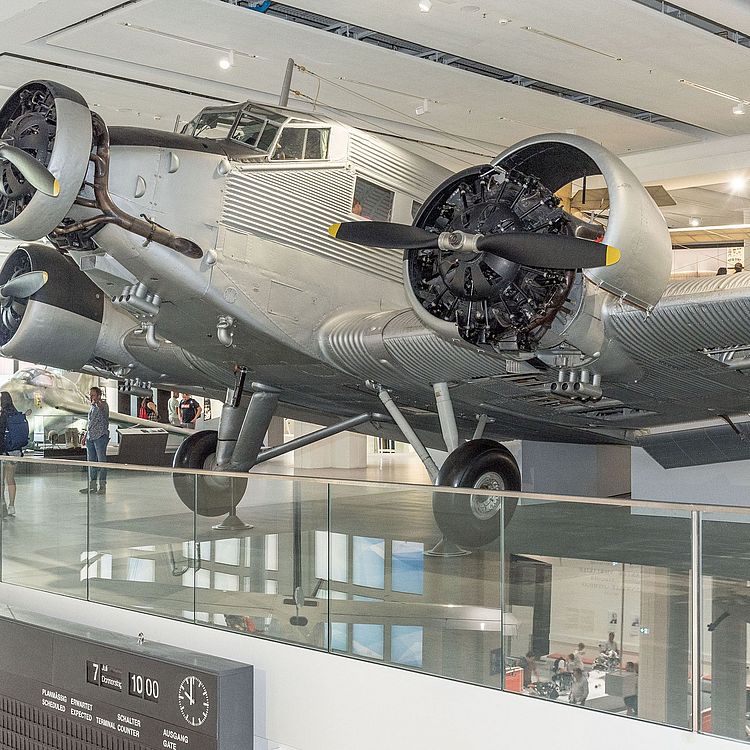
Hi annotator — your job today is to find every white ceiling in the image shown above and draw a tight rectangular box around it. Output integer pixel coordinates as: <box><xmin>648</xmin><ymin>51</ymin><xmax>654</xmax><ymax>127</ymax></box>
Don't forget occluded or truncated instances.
<box><xmin>3</xmin><ymin>0</ymin><xmax>750</xmax><ymax>226</ymax></box>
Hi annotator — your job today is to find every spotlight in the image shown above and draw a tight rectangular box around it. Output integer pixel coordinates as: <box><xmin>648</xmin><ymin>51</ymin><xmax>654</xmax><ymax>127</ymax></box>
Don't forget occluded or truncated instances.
<box><xmin>219</xmin><ymin>49</ymin><xmax>234</xmax><ymax>70</ymax></box>
<box><xmin>419</xmin><ymin>0</ymin><xmax>432</xmax><ymax>11</ymax></box>
<box><xmin>733</xmin><ymin>102</ymin><xmax>746</xmax><ymax>116</ymax></box>
<box><xmin>731</xmin><ymin>176</ymin><xmax>747</xmax><ymax>192</ymax></box>
<box><xmin>689</xmin><ymin>216</ymin><xmax>701</xmax><ymax>227</ymax></box>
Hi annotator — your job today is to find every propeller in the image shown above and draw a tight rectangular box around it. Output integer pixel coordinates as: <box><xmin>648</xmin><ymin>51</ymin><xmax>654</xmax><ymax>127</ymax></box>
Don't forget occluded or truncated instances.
<box><xmin>0</xmin><ymin>271</ymin><xmax>48</xmax><ymax>300</ymax></box>
<box><xmin>0</xmin><ymin>142</ymin><xmax>59</xmax><ymax>197</ymax></box>
<box><xmin>328</xmin><ymin>221</ymin><xmax>620</xmax><ymax>269</ymax></box>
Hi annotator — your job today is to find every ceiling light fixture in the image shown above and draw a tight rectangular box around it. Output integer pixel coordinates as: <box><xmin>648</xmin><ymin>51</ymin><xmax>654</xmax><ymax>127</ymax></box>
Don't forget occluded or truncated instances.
<box><xmin>731</xmin><ymin>176</ymin><xmax>747</xmax><ymax>191</ymax></box>
<box><xmin>689</xmin><ymin>216</ymin><xmax>701</xmax><ymax>227</ymax></box>
<box><xmin>219</xmin><ymin>49</ymin><xmax>234</xmax><ymax>70</ymax></box>
<box><xmin>419</xmin><ymin>0</ymin><xmax>432</xmax><ymax>11</ymax></box>
<box><xmin>498</xmin><ymin>17</ymin><xmax>511</xmax><ymax>25</ymax></box>
<box><xmin>680</xmin><ymin>79</ymin><xmax>750</xmax><ymax>112</ymax></box>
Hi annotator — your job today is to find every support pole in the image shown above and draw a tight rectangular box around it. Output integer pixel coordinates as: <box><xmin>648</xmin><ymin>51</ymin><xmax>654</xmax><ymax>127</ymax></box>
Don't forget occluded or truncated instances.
<box><xmin>377</xmin><ymin>388</ymin><xmax>438</xmax><ymax>481</ymax></box>
<box><xmin>472</xmin><ymin>413</ymin><xmax>489</xmax><ymax>441</ymax></box>
<box><xmin>279</xmin><ymin>57</ymin><xmax>295</xmax><ymax>107</ymax></box>
<box><xmin>433</xmin><ymin>382</ymin><xmax>459</xmax><ymax>453</ymax></box>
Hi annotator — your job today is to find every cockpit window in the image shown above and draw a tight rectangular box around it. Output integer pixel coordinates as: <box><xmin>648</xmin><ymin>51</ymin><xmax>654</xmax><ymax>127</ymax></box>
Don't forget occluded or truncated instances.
<box><xmin>185</xmin><ymin>110</ymin><xmax>237</xmax><ymax>140</ymax></box>
<box><xmin>231</xmin><ymin>112</ymin><xmax>281</xmax><ymax>152</ymax></box>
<box><xmin>184</xmin><ymin>103</ymin><xmax>285</xmax><ymax>156</ymax></box>
<box><xmin>272</xmin><ymin>127</ymin><xmax>330</xmax><ymax>161</ymax></box>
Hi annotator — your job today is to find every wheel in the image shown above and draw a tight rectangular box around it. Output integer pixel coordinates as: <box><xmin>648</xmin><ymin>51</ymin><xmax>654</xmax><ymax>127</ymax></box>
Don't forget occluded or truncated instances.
<box><xmin>433</xmin><ymin>439</ymin><xmax>520</xmax><ymax>549</ymax></box>
<box><xmin>172</xmin><ymin>430</ymin><xmax>248</xmax><ymax>517</ymax></box>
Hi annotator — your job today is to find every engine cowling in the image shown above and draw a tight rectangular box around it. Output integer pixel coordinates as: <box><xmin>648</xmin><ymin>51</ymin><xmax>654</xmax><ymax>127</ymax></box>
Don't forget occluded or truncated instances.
<box><xmin>0</xmin><ymin>244</ymin><xmax>105</xmax><ymax>369</ymax></box>
<box><xmin>405</xmin><ymin>134</ymin><xmax>672</xmax><ymax>355</ymax></box>
<box><xmin>0</xmin><ymin>80</ymin><xmax>93</xmax><ymax>240</ymax></box>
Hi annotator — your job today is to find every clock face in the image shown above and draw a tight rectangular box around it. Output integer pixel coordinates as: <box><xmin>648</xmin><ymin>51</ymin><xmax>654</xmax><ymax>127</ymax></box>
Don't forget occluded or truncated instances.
<box><xmin>177</xmin><ymin>675</ymin><xmax>210</xmax><ymax>727</ymax></box>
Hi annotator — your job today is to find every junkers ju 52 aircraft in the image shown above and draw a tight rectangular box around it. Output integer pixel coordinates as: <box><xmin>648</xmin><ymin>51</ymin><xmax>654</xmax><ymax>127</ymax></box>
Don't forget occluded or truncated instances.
<box><xmin>0</xmin><ymin>78</ymin><xmax>746</xmax><ymax>548</ymax></box>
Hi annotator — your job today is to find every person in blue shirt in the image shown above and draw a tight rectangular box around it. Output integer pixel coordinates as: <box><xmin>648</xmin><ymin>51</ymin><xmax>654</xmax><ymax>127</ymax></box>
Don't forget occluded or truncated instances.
<box><xmin>0</xmin><ymin>391</ymin><xmax>26</xmax><ymax>516</ymax></box>
<box><xmin>80</xmin><ymin>386</ymin><xmax>110</xmax><ymax>495</ymax></box>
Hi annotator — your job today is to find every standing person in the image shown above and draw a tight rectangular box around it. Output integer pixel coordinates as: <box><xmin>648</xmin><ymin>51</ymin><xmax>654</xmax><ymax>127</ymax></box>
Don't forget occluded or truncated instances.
<box><xmin>574</xmin><ymin>642</ymin><xmax>587</xmax><ymax>668</ymax></box>
<box><xmin>569</xmin><ymin>668</ymin><xmax>589</xmax><ymax>705</ymax></box>
<box><xmin>80</xmin><ymin>386</ymin><xmax>110</xmax><ymax>495</ymax></box>
<box><xmin>0</xmin><ymin>391</ymin><xmax>28</xmax><ymax>517</ymax></box>
<box><xmin>604</xmin><ymin>632</ymin><xmax>618</xmax><ymax>654</ymax></box>
<box><xmin>138</xmin><ymin>395</ymin><xmax>158</xmax><ymax>421</ymax></box>
<box><xmin>178</xmin><ymin>392</ymin><xmax>202</xmax><ymax>429</ymax></box>
<box><xmin>168</xmin><ymin>390</ymin><xmax>181</xmax><ymax>425</ymax></box>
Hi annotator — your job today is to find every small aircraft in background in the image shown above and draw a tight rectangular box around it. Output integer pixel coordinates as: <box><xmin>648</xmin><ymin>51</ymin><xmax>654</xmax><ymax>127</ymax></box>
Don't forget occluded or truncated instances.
<box><xmin>0</xmin><ymin>367</ymin><xmax>190</xmax><ymax>445</ymax></box>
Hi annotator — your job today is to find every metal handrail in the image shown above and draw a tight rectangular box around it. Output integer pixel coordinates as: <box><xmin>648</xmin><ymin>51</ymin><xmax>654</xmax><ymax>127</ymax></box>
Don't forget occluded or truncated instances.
<box><xmin>1</xmin><ymin>453</ymin><xmax>749</xmax><ymax>514</ymax></box>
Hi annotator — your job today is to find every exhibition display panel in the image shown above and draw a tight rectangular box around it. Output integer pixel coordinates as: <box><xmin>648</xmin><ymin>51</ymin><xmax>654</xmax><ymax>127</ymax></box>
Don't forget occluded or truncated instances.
<box><xmin>0</xmin><ymin>455</ymin><xmax>747</xmax><ymax>743</ymax></box>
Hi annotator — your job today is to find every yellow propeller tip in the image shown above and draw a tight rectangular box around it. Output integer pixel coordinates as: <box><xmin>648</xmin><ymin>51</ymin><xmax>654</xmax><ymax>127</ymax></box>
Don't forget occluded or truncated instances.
<box><xmin>52</xmin><ymin>179</ymin><xmax>60</xmax><ymax>197</ymax></box>
<box><xmin>606</xmin><ymin>246</ymin><xmax>621</xmax><ymax>265</ymax></box>
<box><xmin>328</xmin><ymin>222</ymin><xmax>341</xmax><ymax>238</ymax></box>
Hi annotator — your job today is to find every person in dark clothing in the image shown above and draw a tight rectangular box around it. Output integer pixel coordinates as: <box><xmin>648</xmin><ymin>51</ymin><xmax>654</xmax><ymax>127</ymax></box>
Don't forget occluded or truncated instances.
<box><xmin>139</xmin><ymin>396</ymin><xmax>158</xmax><ymax>421</ymax></box>
<box><xmin>0</xmin><ymin>391</ymin><xmax>27</xmax><ymax>517</ymax></box>
<box><xmin>178</xmin><ymin>392</ymin><xmax>202</xmax><ymax>429</ymax></box>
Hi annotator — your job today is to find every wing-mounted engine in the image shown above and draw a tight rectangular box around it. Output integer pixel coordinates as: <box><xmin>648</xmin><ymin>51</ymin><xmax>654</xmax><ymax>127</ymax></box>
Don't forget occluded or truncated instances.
<box><xmin>333</xmin><ymin>134</ymin><xmax>671</xmax><ymax>370</ymax></box>
<box><xmin>0</xmin><ymin>81</ymin><xmax>92</xmax><ymax>240</ymax></box>
<box><xmin>405</xmin><ymin>135</ymin><xmax>671</xmax><ymax>356</ymax></box>
<box><xmin>494</xmin><ymin>134</ymin><xmax>672</xmax><ymax>310</ymax></box>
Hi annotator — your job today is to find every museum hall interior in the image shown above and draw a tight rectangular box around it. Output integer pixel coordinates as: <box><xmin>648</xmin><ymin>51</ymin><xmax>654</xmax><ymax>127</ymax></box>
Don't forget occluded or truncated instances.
<box><xmin>0</xmin><ymin>1</ymin><xmax>750</xmax><ymax>749</ymax></box>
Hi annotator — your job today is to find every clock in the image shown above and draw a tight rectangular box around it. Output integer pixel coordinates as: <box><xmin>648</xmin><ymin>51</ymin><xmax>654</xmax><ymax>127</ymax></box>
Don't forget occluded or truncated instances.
<box><xmin>177</xmin><ymin>675</ymin><xmax>210</xmax><ymax>727</ymax></box>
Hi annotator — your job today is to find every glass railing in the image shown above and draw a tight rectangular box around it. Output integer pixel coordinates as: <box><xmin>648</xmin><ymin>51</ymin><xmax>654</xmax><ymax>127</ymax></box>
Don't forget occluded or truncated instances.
<box><xmin>1</xmin><ymin>455</ymin><xmax>748</xmax><ymax>742</ymax></box>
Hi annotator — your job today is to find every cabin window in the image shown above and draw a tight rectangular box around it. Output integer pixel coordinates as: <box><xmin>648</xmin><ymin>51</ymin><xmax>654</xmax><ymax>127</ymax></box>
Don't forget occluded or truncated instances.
<box><xmin>272</xmin><ymin>127</ymin><xmax>330</xmax><ymax>160</ymax></box>
<box><xmin>353</xmin><ymin>177</ymin><xmax>394</xmax><ymax>222</ymax></box>
<box><xmin>411</xmin><ymin>200</ymin><xmax>423</xmax><ymax>220</ymax></box>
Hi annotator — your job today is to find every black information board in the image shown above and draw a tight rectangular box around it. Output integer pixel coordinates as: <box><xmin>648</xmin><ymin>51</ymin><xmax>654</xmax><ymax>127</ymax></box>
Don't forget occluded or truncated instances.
<box><xmin>0</xmin><ymin>610</ymin><xmax>253</xmax><ymax>750</ymax></box>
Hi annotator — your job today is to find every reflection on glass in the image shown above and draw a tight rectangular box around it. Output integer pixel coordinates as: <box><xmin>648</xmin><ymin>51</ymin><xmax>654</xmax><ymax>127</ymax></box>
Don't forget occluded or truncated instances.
<box><xmin>328</xmin><ymin>623</ymin><xmax>348</xmax><ymax>652</ymax></box>
<box><xmin>701</xmin><ymin>512</ymin><xmax>750</xmax><ymax>742</ymax></box>
<box><xmin>392</xmin><ymin>625</ymin><xmax>423</xmax><ymax>667</ymax></box>
<box><xmin>214</xmin><ymin>538</ymin><xmax>240</xmax><ymax>566</ymax></box>
<box><xmin>392</xmin><ymin>540</ymin><xmax>424</xmax><ymax>595</ymax></box>
<box><xmin>504</xmin><ymin>500</ymin><xmax>691</xmax><ymax>729</ymax></box>
<box><xmin>352</xmin><ymin>624</ymin><xmax>384</xmax><ymax>660</ymax></box>
<box><xmin>352</xmin><ymin>536</ymin><xmax>385</xmax><ymax>589</ymax></box>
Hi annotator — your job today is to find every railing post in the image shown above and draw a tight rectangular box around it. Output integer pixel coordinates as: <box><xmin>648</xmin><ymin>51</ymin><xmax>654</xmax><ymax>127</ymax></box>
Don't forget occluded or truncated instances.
<box><xmin>691</xmin><ymin>509</ymin><xmax>703</xmax><ymax>732</ymax></box>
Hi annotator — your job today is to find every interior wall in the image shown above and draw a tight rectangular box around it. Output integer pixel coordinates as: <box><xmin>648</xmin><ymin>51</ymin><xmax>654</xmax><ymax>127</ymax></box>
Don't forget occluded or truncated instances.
<box><xmin>0</xmin><ymin>584</ymin><xmax>721</xmax><ymax>750</ymax></box>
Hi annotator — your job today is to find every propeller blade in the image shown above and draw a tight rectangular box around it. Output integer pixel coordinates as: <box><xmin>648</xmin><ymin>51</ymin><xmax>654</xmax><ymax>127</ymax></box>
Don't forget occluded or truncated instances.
<box><xmin>0</xmin><ymin>144</ymin><xmax>59</xmax><ymax>197</ymax></box>
<box><xmin>476</xmin><ymin>233</ymin><xmax>620</xmax><ymax>269</ymax></box>
<box><xmin>329</xmin><ymin>221</ymin><xmax>438</xmax><ymax>249</ymax></box>
<box><xmin>1</xmin><ymin>271</ymin><xmax>48</xmax><ymax>299</ymax></box>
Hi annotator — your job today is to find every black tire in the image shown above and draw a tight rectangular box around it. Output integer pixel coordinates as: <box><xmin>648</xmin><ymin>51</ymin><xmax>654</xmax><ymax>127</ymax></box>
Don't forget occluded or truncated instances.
<box><xmin>433</xmin><ymin>439</ymin><xmax>520</xmax><ymax>549</ymax></box>
<box><xmin>172</xmin><ymin>430</ymin><xmax>248</xmax><ymax>517</ymax></box>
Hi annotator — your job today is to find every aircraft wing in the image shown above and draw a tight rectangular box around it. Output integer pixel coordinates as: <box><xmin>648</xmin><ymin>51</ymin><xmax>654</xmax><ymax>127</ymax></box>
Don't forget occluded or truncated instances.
<box><xmin>55</xmin><ymin>398</ymin><xmax>193</xmax><ymax>436</ymax></box>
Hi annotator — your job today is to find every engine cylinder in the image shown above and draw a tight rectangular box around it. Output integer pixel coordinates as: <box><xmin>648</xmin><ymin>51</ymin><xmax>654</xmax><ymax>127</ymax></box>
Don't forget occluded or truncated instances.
<box><xmin>407</xmin><ymin>165</ymin><xmax>580</xmax><ymax>352</ymax></box>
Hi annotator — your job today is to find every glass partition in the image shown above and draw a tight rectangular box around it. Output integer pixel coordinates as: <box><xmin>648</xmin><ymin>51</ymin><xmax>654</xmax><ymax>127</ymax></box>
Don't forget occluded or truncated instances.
<box><xmin>701</xmin><ymin>510</ymin><xmax>750</xmax><ymax>742</ymax></box>
<box><xmin>328</xmin><ymin>483</ymin><xmax>503</xmax><ymax>683</ymax></box>
<box><xmin>504</xmin><ymin>497</ymin><xmax>691</xmax><ymax>727</ymax></box>
<box><xmin>0</xmin><ymin>458</ymin><xmax>88</xmax><ymax>598</ymax></box>
<box><xmin>2</xmin><ymin>454</ymin><xmax>745</xmax><ymax>739</ymax></box>
<box><xmin>194</xmin><ymin>475</ymin><xmax>329</xmax><ymax>648</ymax></box>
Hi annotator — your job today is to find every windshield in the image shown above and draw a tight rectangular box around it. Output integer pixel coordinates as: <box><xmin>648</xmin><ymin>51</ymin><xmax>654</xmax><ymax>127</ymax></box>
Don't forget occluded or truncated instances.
<box><xmin>184</xmin><ymin>103</ymin><xmax>285</xmax><ymax>155</ymax></box>
<box><xmin>184</xmin><ymin>109</ymin><xmax>238</xmax><ymax>139</ymax></box>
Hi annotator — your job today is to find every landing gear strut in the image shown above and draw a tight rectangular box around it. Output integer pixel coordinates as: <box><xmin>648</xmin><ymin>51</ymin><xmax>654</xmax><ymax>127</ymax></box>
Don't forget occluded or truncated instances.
<box><xmin>374</xmin><ymin>381</ymin><xmax>521</xmax><ymax>550</ymax></box>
